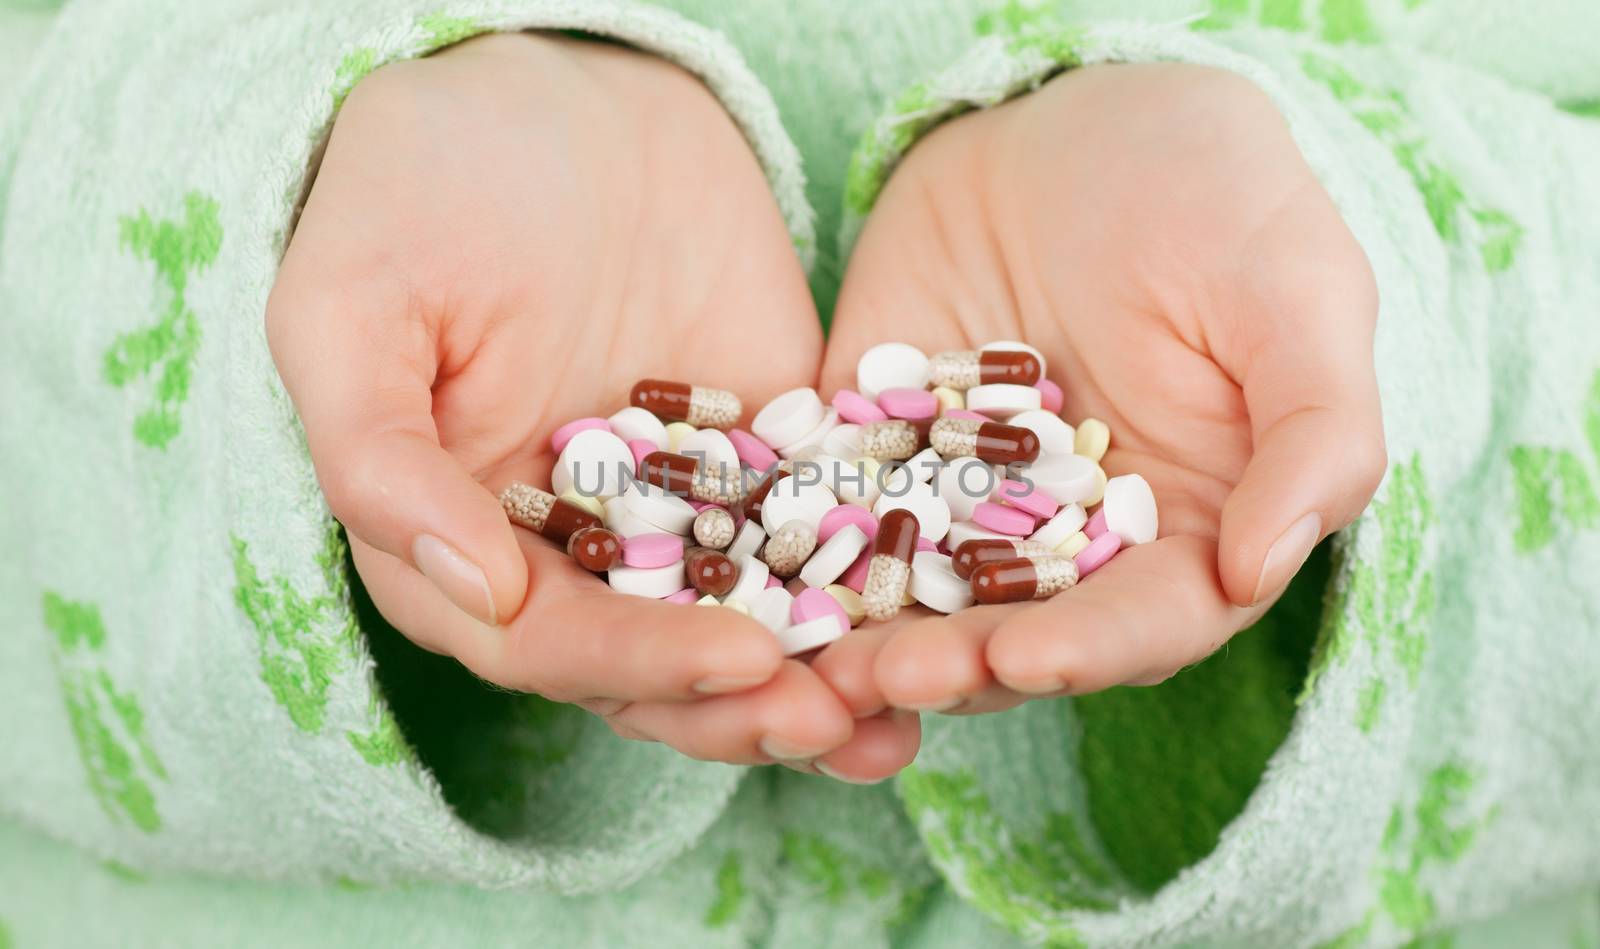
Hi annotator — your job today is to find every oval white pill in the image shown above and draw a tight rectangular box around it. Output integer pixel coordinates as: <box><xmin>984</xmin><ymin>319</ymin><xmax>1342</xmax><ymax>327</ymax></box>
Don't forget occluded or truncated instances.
<box><xmin>775</xmin><ymin>615</ymin><xmax>846</xmax><ymax>656</ymax></box>
<box><xmin>607</xmin><ymin>406</ymin><xmax>669</xmax><ymax>449</ymax></box>
<box><xmin>1027</xmin><ymin>503</ymin><xmax>1088</xmax><ymax>549</ymax></box>
<box><xmin>677</xmin><ymin>428</ymin><xmax>740</xmax><ymax>472</ymax></box>
<box><xmin>820</xmin><ymin>422</ymin><xmax>863</xmax><ymax>459</ymax></box>
<box><xmin>965</xmin><ymin>384</ymin><xmax>1042</xmax><ymax>419</ymax></box>
<box><xmin>981</xmin><ymin>340</ymin><xmax>1047</xmax><ymax>380</ymax></box>
<box><xmin>620</xmin><ymin>481</ymin><xmax>697</xmax><ymax>535</ymax></box>
<box><xmin>911</xmin><ymin>551</ymin><xmax>976</xmax><ymax>614</ymax></box>
<box><xmin>834</xmin><ymin>458</ymin><xmax>882</xmax><ymax>509</ymax></box>
<box><xmin>725</xmin><ymin>554</ymin><xmax>771</xmax><ymax>606</ymax></box>
<box><xmin>1103</xmin><ymin>473</ymin><xmax>1158</xmax><ymax>545</ymax></box>
<box><xmin>778</xmin><ymin>408</ymin><xmax>839</xmax><ymax>460</ymax></box>
<box><xmin>874</xmin><ymin>480</ymin><xmax>951</xmax><ymax>543</ymax></box>
<box><xmin>602</xmin><ymin>496</ymin><xmax>659</xmax><ymax>539</ymax></box>
<box><xmin>752</xmin><ymin>388</ymin><xmax>826</xmax><ymax>450</ymax></box>
<box><xmin>799</xmin><ymin>524</ymin><xmax>868</xmax><ymax>588</ymax></box>
<box><xmin>945</xmin><ymin>519</ymin><xmax>1013</xmax><ymax>549</ymax></box>
<box><xmin>760</xmin><ymin>478</ymin><xmax>838</xmax><ymax>533</ymax></box>
<box><xmin>935</xmin><ymin>456</ymin><xmax>1000</xmax><ymax>522</ymax></box>
<box><xmin>856</xmin><ymin>342</ymin><xmax>930</xmax><ymax>400</ymax></box>
<box><xmin>727</xmin><ymin>519</ymin><xmax>767</xmax><ymax>563</ymax></box>
<box><xmin>748</xmin><ymin>586</ymin><xmax>795</xmax><ymax>633</ymax></box>
<box><xmin>1007</xmin><ymin>409</ymin><xmax>1075</xmax><ymax>456</ymax></box>
<box><xmin>1026</xmin><ymin>453</ymin><xmax>1101</xmax><ymax>505</ymax></box>
<box><xmin>608</xmin><ymin>561</ymin><xmax>686</xmax><ymax>598</ymax></box>
<box><xmin>553</xmin><ymin>429</ymin><xmax>636</xmax><ymax>500</ymax></box>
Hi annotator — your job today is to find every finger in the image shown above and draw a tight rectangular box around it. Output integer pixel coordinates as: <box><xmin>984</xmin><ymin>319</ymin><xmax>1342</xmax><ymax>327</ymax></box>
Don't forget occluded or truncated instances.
<box><xmin>815</xmin><ymin>711</ymin><xmax>922</xmax><ymax>785</ymax></box>
<box><xmin>986</xmin><ymin>535</ymin><xmax>1263</xmax><ymax>695</ymax></box>
<box><xmin>810</xmin><ymin>622</ymin><xmax>900</xmax><ymax>717</ymax></box>
<box><xmin>606</xmin><ymin>661</ymin><xmax>854</xmax><ymax>765</ymax></box>
<box><xmin>353</xmin><ymin>530</ymin><xmax>784</xmax><ymax>702</ymax></box>
<box><xmin>266</xmin><ymin>266</ymin><xmax>526</xmax><ymax>627</ymax></box>
<box><xmin>1215</xmin><ymin>188</ymin><xmax>1386</xmax><ymax>607</ymax></box>
<box><xmin>873</xmin><ymin>607</ymin><xmax>1022</xmax><ymax>712</ymax></box>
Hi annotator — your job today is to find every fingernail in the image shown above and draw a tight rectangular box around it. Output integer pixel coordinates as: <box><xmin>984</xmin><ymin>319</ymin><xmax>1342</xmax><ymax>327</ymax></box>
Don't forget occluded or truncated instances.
<box><xmin>1010</xmin><ymin>676</ymin><xmax>1065</xmax><ymax>695</ymax></box>
<box><xmin>693</xmin><ymin>675</ymin><xmax>770</xmax><ymax>695</ymax></box>
<box><xmin>1251</xmin><ymin>512</ymin><xmax>1322</xmax><ymax>605</ymax></box>
<box><xmin>902</xmin><ymin>696</ymin><xmax>963</xmax><ymax>712</ymax></box>
<box><xmin>816</xmin><ymin>761</ymin><xmax>885</xmax><ymax>785</ymax></box>
<box><xmin>412</xmin><ymin>534</ymin><xmax>497</xmax><ymax>626</ymax></box>
<box><xmin>759</xmin><ymin>736</ymin><xmax>827</xmax><ymax>761</ymax></box>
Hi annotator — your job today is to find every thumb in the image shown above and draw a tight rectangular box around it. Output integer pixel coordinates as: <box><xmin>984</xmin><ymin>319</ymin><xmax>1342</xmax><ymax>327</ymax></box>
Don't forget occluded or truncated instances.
<box><xmin>266</xmin><ymin>277</ymin><xmax>527</xmax><ymax>627</ymax></box>
<box><xmin>1216</xmin><ymin>223</ymin><xmax>1387</xmax><ymax>608</ymax></box>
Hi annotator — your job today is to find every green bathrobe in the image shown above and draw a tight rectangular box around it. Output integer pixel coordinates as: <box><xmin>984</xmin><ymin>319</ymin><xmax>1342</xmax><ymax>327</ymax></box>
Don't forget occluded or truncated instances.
<box><xmin>1</xmin><ymin>0</ymin><xmax>1598</xmax><ymax>945</ymax></box>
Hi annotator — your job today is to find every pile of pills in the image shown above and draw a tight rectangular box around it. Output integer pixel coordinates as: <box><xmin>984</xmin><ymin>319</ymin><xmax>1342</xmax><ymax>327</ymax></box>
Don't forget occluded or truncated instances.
<box><xmin>500</xmin><ymin>341</ymin><xmax>1157</xmax><ymax>656</ymax></box>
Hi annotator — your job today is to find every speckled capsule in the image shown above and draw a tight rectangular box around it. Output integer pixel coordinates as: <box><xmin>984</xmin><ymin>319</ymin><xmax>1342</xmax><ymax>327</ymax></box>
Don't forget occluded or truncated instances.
<box><xmin>639</xmin><ymin>451</ymin><xmax>748</xmax><ymax>506</ymax></box>
<box><xmin>859</xmin><ymin>419</ymin><xmax>929</xmax><ymax>462</ymax></box>
<box><xmin>950</xmin><ymin>538</ymin><xmax>1057</xmax><ymax>580</ymax></box>
<box><xmin>969</xmin><ymin>555</ymin><xmax>1078</xmax><ymax>605</ymax></box>
<box><xmin>501</xmin><ymin>481</ymin><xmax>602</xmax><ymax>544</ymax></box>
<box><xmin>685</xmin><ymin>546</ymin><xmax>738</xmax><ymax>597</ymax></box>
<box><xmin>929</xmin><ymin>416</ymin><xmax>1040</xmax><ymax>465</ymax></box>
<box><xmin>761</xmin><ymin>519</ymin><xmax>818</xmax><ymax>578</ymax></box>
<box><xmin>862</xmin><ymin>509</ymin><xmax>920</xmax><ymax>621</ymax></box>
<box><xmin>692</xmin><ymin>507</ymin><xmax>737</xmax><ymax>549</ymax></box>
<box><xmin>630</xmin><ymin>379</ymin><xmax>741</xmax><ymax>430</ymax></box>
<box><xmin>566</xmin><ymin>526</ymin><xmax>623</xmax><ymax>572</ymax></box>
<box><xmin>927</xmin><ymin>349</ymin><xmax>1042</xmax><ymax>390</ymax></box>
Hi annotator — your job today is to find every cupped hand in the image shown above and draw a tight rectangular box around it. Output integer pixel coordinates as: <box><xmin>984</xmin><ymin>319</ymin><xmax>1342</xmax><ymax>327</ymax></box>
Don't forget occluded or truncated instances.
<box><xmin>267</xmin><ymin>33</ymin><xmax>917</xmax><ymax>777</ymax></box>
<box><xmin>814</xmin><ymin>63</ymin><xmax>1385</xmax><ymax>716</ymax></box>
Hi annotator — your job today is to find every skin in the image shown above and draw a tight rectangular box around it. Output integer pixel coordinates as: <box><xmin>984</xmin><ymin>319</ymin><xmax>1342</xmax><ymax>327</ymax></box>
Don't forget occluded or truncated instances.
<box><xmin>814</xmin><ymin>62</ymin><xmax>1386</xmax><ymax>717</ymax></box>
<box><xmin>266</xmin><ymin>34</ymin><xmax>918</xmax><ymax>780</ymax></box>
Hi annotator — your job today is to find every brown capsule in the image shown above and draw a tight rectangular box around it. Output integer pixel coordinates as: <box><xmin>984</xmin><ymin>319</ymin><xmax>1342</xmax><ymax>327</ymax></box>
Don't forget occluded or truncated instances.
<box><xmin>861</xmin><ymin>509</ymin><xmax>921</xmax><ymax>622</ymax></box>
<box><xmin>566</xmin><ymin>527</ymin><xmax>623</xmax><ymax>573</ymax></box>
<box><xmin>929</xmin><ymin>417</ymin><xmax>1040</xmax><ymax>465</ymax></box>
<box><xmin>501</xmin><ymin>481</ymin><xmax>602</xmax><ymax>544</ymax></box>
<box><xmin>859</xmin><ymin>419</ymin><xmax>931</xmax><ymax>461</ymax></box>
<box><xmin>928</xmin><ymin>350</ymin><xmax>1043</xmax><ymax>390</ymax></box>
<box><xmin>629</xmin><ymin>379</ymin><xmax>741</xmax><ymax>429</ymax></box>
<box><xmin>873</xmin><ymin>509</ymin><xmax>921</xmax><ymax>564</ymax></box>
<box><xmin>970</xmin><ymin>556</ymin><xmax>1078</xmax><ymax>605</ymax></box>
<box><xmin>639</xmin><ymin>451</ymin><xmax>746</xmax><ymax>505</ymax></box>
<box><xmin>739</xmin><ymin>467</ymin><xmax>792</xmax><ymax>526</ymax></box>
<box><xmin>950</xmin><ymin>538</ymin><xmax>1055</xmax><ymax>580</ymax></box>
<box><xmin>685</xmin><ymin>547</ymin><xmax>738</xmax><ymax>597</ymax></box>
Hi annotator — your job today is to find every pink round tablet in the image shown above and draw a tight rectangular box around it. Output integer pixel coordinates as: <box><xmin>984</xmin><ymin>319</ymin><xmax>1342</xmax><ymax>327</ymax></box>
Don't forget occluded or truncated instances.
<box><xmin>943</xmin><ymin>409</ymin><xmax>988</xmax><ymax>421</ymax></box>
<box><xmin>817</xmin><ymin>505</ymin><xmax>878</xmax><ymax>544</ymax></box>
<box><xmin>878</xmin><ymin>387</ymin><xmax>938</xmax><ymax>421</ymax></box>
<box><xmin>728</xmin><ymin>428</ymin><xmax>780</xmax><ymax>470</ymax></box>
<box><xmin>552</xmin><ymin>417</ymin><xmax>611</xmax><ymax>454</ymax></box>
<box><xmin>832</xmin><ymin>389</ymin><xmax>888</xmax><ymax>425</ymax></box>
<box><xmin>627</xmin><ymin>439</ymin><xmax>657</xmax><ymax>474</ymax></box>
<box><xmin>838</xmin><ymin>549</ymin><xmax>872</xmax><ymax>593</ymax></box>
<box><xmin>916</xmin><ymin>536</ymin><xmax>939</xmax><ymax>552</ymax></box>
<box><xmin>663</xmin><ymin>588</ymin><xmax>699</xmax><ymax>605</ymax></box>
<box><xmin>622</xmin><ymin>533</ymin><xmax>684</xmax><ymax>569</ymax></box>
<box><xmin>971</xmin><ymin>501</ymin><xmax>1037</xmax><ymax>536</ymax></box>
<box><xmin>766</xmin><ymin>574</ymin><xmax>782</xmax><ymax>589</ymax></box>
<box><xmin>792</xmin><ymin>587</ymin><xmax>850</xmax><ymax>636</ymax></box>
<box><xmin>995</xmin><ymin>480</ymin><xmax>1058</xmax><ymax>519</ymax></box>
<box><xmin>1084</xmin><ymin>509</ymin><xmax>1108</xmax><ymax>540</ymax></box>
<box><xmin>1074</xmin><ymin>531</ymin><xmax>1121</xmax><ymax>577</ymax></box>
<box><xmin>1035</xmin><ymin>379</ymin><xmax>1064</xmax><ymax>414</ymax></box>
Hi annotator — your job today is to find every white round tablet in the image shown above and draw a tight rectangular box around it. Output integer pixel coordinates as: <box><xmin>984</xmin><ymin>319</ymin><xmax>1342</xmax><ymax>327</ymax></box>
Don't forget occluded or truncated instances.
<box><xmin>775</xmin><ymin>615</ymin><xmax>846</xmax><ymax>656</ymax></box>
<box><xmin>946</xmin><ymin>519</ymin><xmax>1012</xmax><ymax>549</ymax></box>
<box><xmin>965</xmin><ymin>384</ymin><xmax>1043</xmax><ymax>419</ymax></box>
<box><xmin>620</xmin><ymin>481</ymin><xmax>697</xmax><ymax>535</ymax></box>
<box><xmin>778</xmin><ymin>408</ymin><xmax>839</xmax><ymax>460</ymax></box>
<box><xmin>608</xmin><ymin>561</ymin><xmax>686</xmax><ymax>598</ymax></box>
<box><xmin>607</xmin><ymin>406</ymin><xmax>669</xmax><ymax>449</ymax></box>
<box><xmin>725</xmin><ymin>554</ymin><xmax>771</xmax><ymax>606</ymax></box>
<box><xmin>727</xmin><ymin>519</ymin><xmax>767</xmax><ymax>563</ymax></box>
<box><xmin>1026</xmin><ymin>453</ymin><xmax>1101</xmax><ymax>506</ymax></box>
<box><xmin>1027</xmin><ymin>503</ymin><xmax>1087</xmax><ymax>549</ymax></box>
<box><xmin>553</xmin><ymin>429</ymin><xmax>636</xmax><ymax>500</ymax></box>
<box><xmin>911</xmin><ymin>551</ymin><xmax>975</xmax><ymax>614</ymax></box>
<box><xmin>602</xmin><ymin>496</ymin><xmax>665</xmax><ymax>539</ymax></box>
<box><xmin>677</xmin><ymin>428</ymin><xmax>740</xmax><ymax>472</ymax></box>
<box><xmin>873</xmin><ymin>480</ymin><xmax>952</xmax><ymax>543</ymax></box>
<box><xmin>1103</xmin><ymin>473</ymin><xmax>1158</xmax><ymax>545</ymax></box>
<box><xmin>934</xmin><ymin>456</ymin><xmax>1001</xmax><ymax>522</ymax></box>
<box><xmin>760</xmin><ymin>477</ymin><xmax>838</xmax><ymax>533</ymax></box>
<box><xmin>747</xmin><ymin>586</ymin><xmax>794</xmax><ymax>633</ymax></box>
<box><xmin>752</xmin><ymin>388</ymin><xmax>826</xmax><ymax>450</ymax></box>
<box><xmin>981</xmin><ymin>340</ymin><xmax>1047</xmax><ymax>380</ymax></box>
<box><xmin>820</xmin><ymin>422</ymin><xmax>863</xmax><ymax>459</ymax></box>
<box><xmin>856</xmin><ymin>342</ymin><xmax>930</xmax><ymax>400</ymax></box>
<box><xmin>1007</xmin><ymin>409</ymin><xmax>1075</xmax><ymax>456</ymax></box>
<box><xmin>799</xmin><ymin>524</ymin><xmax>868</xmax><ymax>588</ymax></box>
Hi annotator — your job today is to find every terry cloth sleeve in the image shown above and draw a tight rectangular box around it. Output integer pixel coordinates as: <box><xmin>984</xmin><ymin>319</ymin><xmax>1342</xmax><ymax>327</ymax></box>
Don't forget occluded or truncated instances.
<box><xmin>839</xmin><ymin>11</ymin><xmax>1600</xmax><ymax>949</ymax></box>
<box><xmin>0</xmin><ymin>0</ymin><xmax>813</xmax><ymax>892</ymax></box>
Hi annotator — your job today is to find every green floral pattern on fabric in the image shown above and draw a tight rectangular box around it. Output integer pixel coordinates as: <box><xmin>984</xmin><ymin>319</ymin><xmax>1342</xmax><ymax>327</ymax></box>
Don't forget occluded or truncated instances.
<box><xmin>1195</xmin><ymin>0</ymin><xmax>1377</xmax><ymax>43</ymax></box>
<box><xmin>1509</xmin><ymin>370</ymin><xmax>1600</xmax><ymax>552</ymax></box>
<box><xmin>704</xmin><ymin>851</ymin><xmax>745</xmax><ymax>928</ymax></box>
<box><xmin>103</xmin><ymin>191</ymin><xmax>221</xmax><ymax>449</ymax></box>
<box><xmin>329</xmin><ymin>14</ymin><xmax>485</xmax><ymax>112</ymax></box>
<box><xmin>41</xmin><ymin>593</ymin><xmax>167</xmax><ymax>833</ymax></box>
<box><xmin>331</xmin><ymin>47</ymin><xmax>379</xmax><ymax>111</ymax></box>
<box><xmin>1300</xmin><ymin>52</ymin><xmax>1522</xmax><ymax>271</ymax></box>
